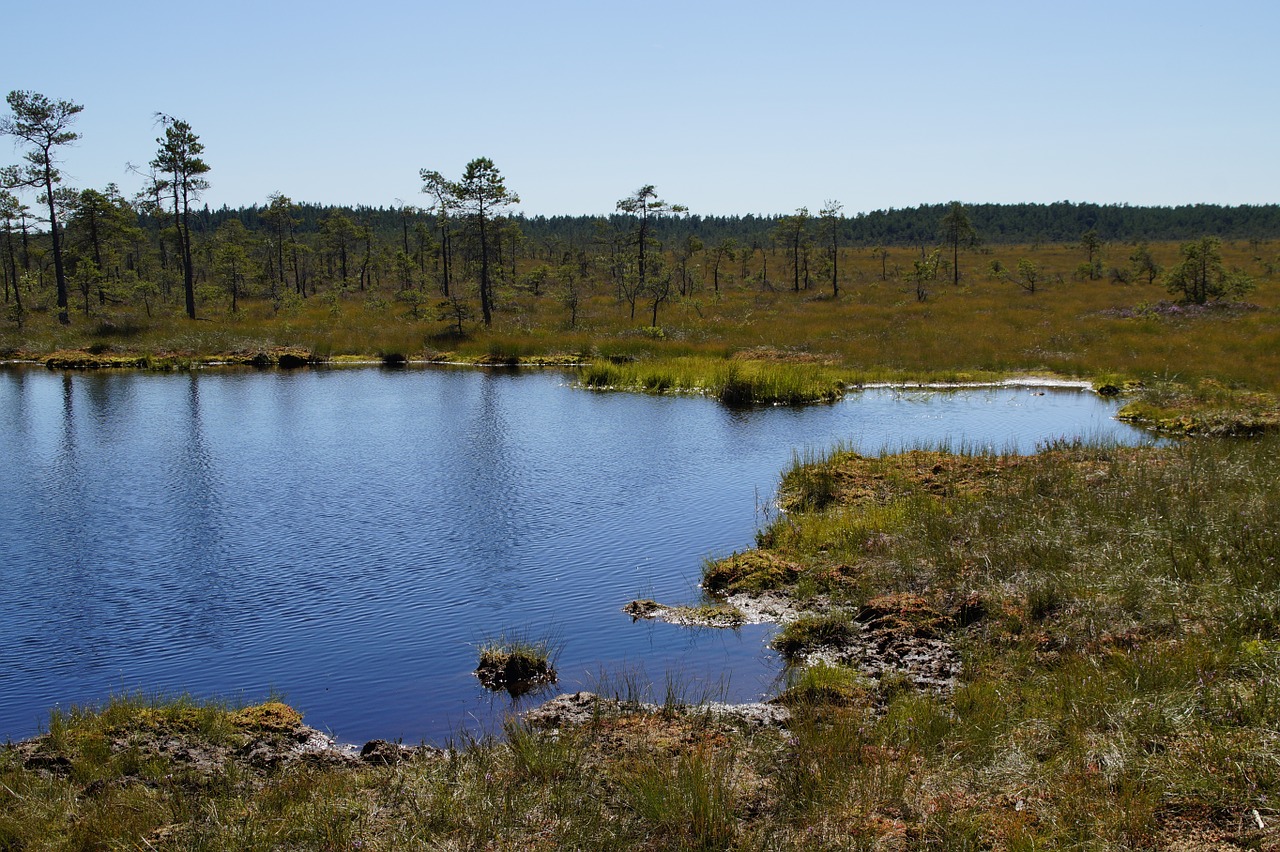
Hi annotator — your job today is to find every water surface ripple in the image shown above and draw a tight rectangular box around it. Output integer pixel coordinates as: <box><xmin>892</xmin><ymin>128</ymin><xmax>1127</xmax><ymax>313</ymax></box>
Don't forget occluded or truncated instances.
<box><xmin>0</xmin><ymin>367</ymin><xmax>1152</xmax><ymax>743</ymax></box>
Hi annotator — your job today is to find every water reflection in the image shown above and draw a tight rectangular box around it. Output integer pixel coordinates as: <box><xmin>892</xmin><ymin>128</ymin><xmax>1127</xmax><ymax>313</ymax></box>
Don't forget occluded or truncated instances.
<box><xmin>0</xmin><ymin>366</ymin><xmax>1154</xmax><ymax>745</ymax></box>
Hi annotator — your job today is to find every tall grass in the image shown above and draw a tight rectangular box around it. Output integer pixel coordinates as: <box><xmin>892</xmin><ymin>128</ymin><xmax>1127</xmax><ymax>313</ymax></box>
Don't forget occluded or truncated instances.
<box><xmin>579</xmin><ymin>356</ymin><xmax>846</xmax><ymax>404</ymax></box>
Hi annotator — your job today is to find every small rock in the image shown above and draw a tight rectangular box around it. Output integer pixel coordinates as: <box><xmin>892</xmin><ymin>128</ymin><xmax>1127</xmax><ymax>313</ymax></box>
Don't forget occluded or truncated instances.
<box><xmin>623</xmin><ymin>599</ymin><xmax>662</xmax><ymax>619</ymax></box>
<box><xmin>359</xmin><ymin>739</ymin><xmax>414</xmax><ymax>766</ymax></box>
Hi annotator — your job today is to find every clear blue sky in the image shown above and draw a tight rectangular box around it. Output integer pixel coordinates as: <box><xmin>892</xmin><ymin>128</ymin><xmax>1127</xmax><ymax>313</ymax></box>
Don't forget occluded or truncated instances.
<box><xmin>3</xmin><ymin>0</ymin><xmax>1277</xmax><ymax>216</ymax></box>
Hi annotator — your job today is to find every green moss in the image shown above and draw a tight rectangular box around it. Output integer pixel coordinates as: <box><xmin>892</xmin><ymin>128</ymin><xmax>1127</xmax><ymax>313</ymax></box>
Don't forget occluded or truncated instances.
<box><xmin>771</xmin><ymin>612</ymin><xmax>856</xmax><ymax>658</ymax></box>
<box><xmin>776</xmin><ymin>663</ymin><xmax>869</xmax><ymax>707</ymax></box>
<box><xmin>230</xmin><ymin>701</ymin><xmax>304</xmax><ymax>732</ymax></box>
<box><xmin>702</xmin><ymin>550</ymin><xmax>800</xmax><ymax>594</ymax></box>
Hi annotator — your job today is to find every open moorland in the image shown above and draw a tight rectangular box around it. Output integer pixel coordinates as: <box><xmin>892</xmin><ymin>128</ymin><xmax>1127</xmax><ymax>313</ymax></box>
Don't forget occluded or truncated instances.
<box><xmin>5</xmin><ymin>236</ymin><xmax>1280</xmax><ymax>426</ymax></box>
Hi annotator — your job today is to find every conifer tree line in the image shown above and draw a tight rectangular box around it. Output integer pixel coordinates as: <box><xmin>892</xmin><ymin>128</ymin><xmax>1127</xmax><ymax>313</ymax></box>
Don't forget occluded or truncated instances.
<box><xmin>3</xmin><ymin>89</ymin><xmax>1278</xmax><ymax>329</ymax></box>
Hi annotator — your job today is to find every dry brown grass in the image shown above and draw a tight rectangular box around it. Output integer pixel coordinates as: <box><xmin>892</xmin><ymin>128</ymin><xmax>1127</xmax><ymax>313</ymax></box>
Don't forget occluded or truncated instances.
<box><xmin>5</xmin><ymin>239</ymin><xmax>1278</xmax><ymax>393</ymax></box>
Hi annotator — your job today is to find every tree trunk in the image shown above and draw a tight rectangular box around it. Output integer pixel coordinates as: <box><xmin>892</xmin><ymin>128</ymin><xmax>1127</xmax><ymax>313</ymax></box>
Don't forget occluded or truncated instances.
<box><xmin>478</xmin><ymin>214</ymin><xmax>493</xmax><ymax>326</ymax></box>
<box><xmin>43</xmin><ymin>169</ymin><xmax>69</xmax><ymax>324</ymax></box>
<box><xmin>177</xmin><ymin>184</ymin><xmax>196</xmax><ymax>320</ymax></box>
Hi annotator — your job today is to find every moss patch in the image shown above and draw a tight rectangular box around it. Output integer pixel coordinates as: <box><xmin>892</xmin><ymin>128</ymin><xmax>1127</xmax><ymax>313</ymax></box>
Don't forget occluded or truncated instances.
<box><xmin>703</xmin><ymin>551</ymin><xmax>801</xmax><ymax>594</ymax></box>
<box><xmin>772</xmin><ymin>612</ymin><xmax>857</xmax><ymax>658</ymax></box>
<box><xmin>230</xmin><ymin>701</ymin><xmax>304</xmax><ymax>732</ymax></box>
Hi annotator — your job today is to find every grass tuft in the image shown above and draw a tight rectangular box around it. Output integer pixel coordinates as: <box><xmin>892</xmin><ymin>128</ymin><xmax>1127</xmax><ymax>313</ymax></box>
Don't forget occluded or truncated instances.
<box><xmin>772</xmin><ymin>611</ymin><xmax>857</xmax><ymax>658</ymax></box>
<box><xmin>475</xmin><ymin>631</ymin><xmax>560</xmax><ymax>695</ymax></box>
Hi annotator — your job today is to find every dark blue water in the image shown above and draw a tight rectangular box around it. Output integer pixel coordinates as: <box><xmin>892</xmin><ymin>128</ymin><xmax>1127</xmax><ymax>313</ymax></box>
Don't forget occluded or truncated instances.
<box><xmin>0</xmin><ymin>366</ymin><xmax>1151</xmax><ymax>744</ymax></box>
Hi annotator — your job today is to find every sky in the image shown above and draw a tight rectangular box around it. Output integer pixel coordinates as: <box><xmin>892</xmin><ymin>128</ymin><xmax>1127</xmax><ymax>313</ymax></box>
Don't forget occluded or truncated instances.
<box><xmin>3</xmin><ymin>0</ymin><xmax>1278</xmax><ymax>217</ymax></box>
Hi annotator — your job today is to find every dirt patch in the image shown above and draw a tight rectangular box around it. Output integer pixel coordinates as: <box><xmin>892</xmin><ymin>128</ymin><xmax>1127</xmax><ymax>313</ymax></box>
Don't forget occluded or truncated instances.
<box><xmin>622</xmin><ymin>598</ymin><xmax>747</xmax><ymax>628</ymax></box>
<box><xmin>730</xmin><ymin>346</ymin><xmax>835</xmax><ymax>365</ymax></box>
<box><xmin>763</xmin><ymin>595</ymin><xmax>960</xmax><ymax>692</ymax></box>
<box><xmin>726</xmin><ymin>590</ymin><xmax>826</xmax><ymax>624</ymax></box>
<box><xmin>523</xmin><ymin>691</ymin><xmax>790</xmax><ymax>732</ymax></box>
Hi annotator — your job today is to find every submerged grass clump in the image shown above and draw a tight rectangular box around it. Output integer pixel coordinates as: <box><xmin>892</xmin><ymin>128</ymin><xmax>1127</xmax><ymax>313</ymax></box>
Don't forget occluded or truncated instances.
<box><xmin>475</xmin><ymin>631</ymin><xmax>560</xmax><ymax>695</ymax></box>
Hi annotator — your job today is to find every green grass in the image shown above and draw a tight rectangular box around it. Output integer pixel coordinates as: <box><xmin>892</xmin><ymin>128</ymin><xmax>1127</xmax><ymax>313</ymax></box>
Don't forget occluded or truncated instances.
<box><xmin>772</xmin><ymin>612</ymin><xmax>857</xmax><ymax>658</ymax></box>
<box><xmin>579</xmin><ymin>356</ymin><xmax>847</xmax><ymax>404</ymax></box>
<box><xmin>776</xmin><ymin>662</ymin><xmax>870</xmax><ymax>707</ymax></box>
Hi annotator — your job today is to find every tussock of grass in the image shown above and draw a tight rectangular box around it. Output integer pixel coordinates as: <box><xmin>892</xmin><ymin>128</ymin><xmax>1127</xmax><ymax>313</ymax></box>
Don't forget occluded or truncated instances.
<box><xmin>475</xmin><ymin>632</ymin><xmax>559</xmax><ymax>694</ymax></box>
<box><xmin>702</xmin><ymin>550</ymin><xmax>800</xmax><ymax>594</ymax></box>
<box><xmin>772</xmin><ymin>611</ymin><xmax>857</xmax><ymax>658</ymax></box>
<box><xmin>776</xmin><ymin>663</ymin><xmax>869</xmax><ymax>707</ymax></box>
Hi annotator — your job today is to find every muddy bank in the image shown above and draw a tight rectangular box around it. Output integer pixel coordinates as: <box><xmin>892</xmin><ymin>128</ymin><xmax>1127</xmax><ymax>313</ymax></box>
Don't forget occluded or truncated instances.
<box><xmin>626</xmin><ymin>587</ymin><xmax>964</xmax><ymax>695</ymax></box>
<box><xmin>523</xmin><ymin>690</ymin><xmax>791</xmax><ymax>731</ymax></box>
<box><xmin>7</xmin><ymin>701</ymin><xmax>443</xmax><ymax>791</ymax></box>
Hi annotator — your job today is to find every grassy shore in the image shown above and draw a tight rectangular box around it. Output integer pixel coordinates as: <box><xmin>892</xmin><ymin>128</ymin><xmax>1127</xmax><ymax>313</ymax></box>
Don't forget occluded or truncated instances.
<box><xmin>5</xmin><ymin>240</ymin><xmax>1277</xmax><ymax>427</ymax></box>
<box><xmin>3</xmin><ymin>240</ymin><xmax>1278</xmax><ymax>389</ymax></box>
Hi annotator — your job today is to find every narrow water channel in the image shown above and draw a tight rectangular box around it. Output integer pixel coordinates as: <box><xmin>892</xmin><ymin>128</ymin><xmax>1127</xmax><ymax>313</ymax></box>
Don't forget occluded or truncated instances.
<box><xmin>0</xmin><ymin>366</ymin><xmax>1152</xmax><ymax>744</ymax></box>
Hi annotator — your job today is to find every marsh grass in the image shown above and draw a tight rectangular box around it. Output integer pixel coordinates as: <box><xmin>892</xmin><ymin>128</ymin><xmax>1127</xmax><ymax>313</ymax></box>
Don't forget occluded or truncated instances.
<box><xmin>1118</xmin><ymin>377</ymin><xmax>1280</xmax><ymax>435</ymax></box>
<box><xmin>621</xmin><ymin>745</ymin><xmax>738</xmax><ymax>850</ymax></box>
<box><xmin>475</xmin><ymin>630</ymin><xmax>560</xmax><ymax>695</ymax></box>
<box><xmin>578</xmin><ymin>355</ymin><xmax>847</xmax><ymax>404</ymax></box>
<box><xmin>776</xmin><ymin>662</ymin><xmax>870</xmax><ymax>707</ymax></box>
<box><xmin>772</xmin><ymin>611</ymin><xmax>857</xmax><ymax>658</ymax></box>
<box><xmin>751</xmin><ymin>435</ymin><xmax>1280</xmax><ymax>844</ymax></box>
<box><xmin>11</xmin><ymin>241</ymin><xmax>1276</xmax><ymax>400</ymax></box>
<box><xmin>586</xmin><ymin>665</ymin><xmax>732</xmax><ymax>712</ymax></box>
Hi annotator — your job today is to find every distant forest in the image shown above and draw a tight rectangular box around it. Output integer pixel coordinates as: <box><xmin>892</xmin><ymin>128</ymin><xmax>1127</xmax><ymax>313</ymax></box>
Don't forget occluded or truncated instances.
<box><xmin>204</xmin><ymin>200</ymin><xmax>1280</xmax><ymax>250</ymax></box>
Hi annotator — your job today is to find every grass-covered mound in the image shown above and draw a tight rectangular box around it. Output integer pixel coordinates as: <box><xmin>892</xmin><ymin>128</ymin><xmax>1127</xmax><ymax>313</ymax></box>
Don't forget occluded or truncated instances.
<box><xmin>475</xmin><ymin>632</ymin><xmax>559</xmax><ymax>696</ymax></box>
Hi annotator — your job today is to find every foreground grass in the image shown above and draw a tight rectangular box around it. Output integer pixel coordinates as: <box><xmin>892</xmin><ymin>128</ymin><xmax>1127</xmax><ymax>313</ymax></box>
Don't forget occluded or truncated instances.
<box><xmin>7</xmin><ymin>436</ymin><xmax>1280</xmax><ymax>848</ymax></box>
